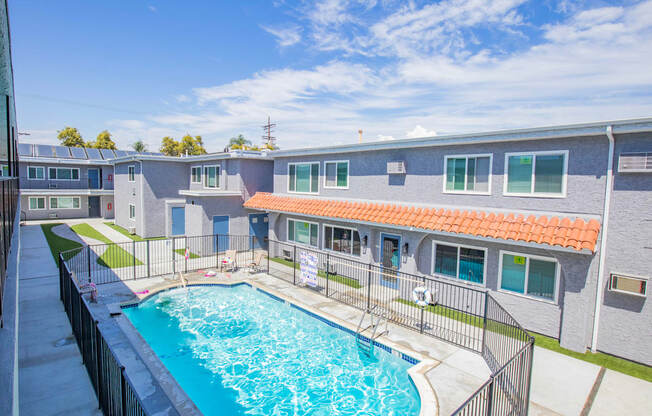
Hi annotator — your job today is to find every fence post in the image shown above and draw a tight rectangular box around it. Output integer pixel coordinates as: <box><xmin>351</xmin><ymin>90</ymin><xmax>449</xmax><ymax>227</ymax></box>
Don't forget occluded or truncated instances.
<box><xmin>120</xmin><ymin>366</ymin><xmax>127</xmax><ymax>416</ymax></box>
<box><xmin>172</xmin><ymin>237</ymin><xmax>176</xmax><ymax>274</ymax></box>
<box><xmin>132</xmin><ymin>240</ymin><xmax>136</xmax><ymax>280</ymax></box>
<box><xmin>184</xmin><ymin>236</ymin><xmax>188</xmax><ymax>273</ymax></box>
<box><xmin>59</xmin><ymin>254</ymin><xmax>63</xmax><ymax>301</ymax></box>
<box><xmin>86</xmin><ymin>245</ymin><xmax>91</xmax><ymax>282</ymax></box>
<box><xmin>366</xmin><ymin>263</ymin><xmax>372</xmax><ymax>311</ymax></box>
<box><xmin>487</xmin><ymin>376</ymin><xmax>495</xmax><ymax>416</ymax></box>
<box><xmin>420</xmin><ymin>276</ymin><xmax>425</xmax><ymax>334</ymax></box>
<box><xmin>481</xmin><ymin>293</ymin><xmax>489</xmax><ymax>355</ymax></box>
<box><xmin>266</xmin><ymin>239</ymin><xmax>270</xmax><ymax>273</ymax></box>
<box><xmin>95</xmin><ymin>321</ymin><xmax>102</xmax><ymax>410</ymax></box>
<box><xmin>215</xmin><ymin>235</ymin><xmax>219</xmax><ymax>269</ymax></box>
<box><xmin>146</xmin><ymin>239</ymin><xmax>150</xmax><ymax>278</ymax></box>
<box><xmin>325</xmin><ymin>253</ymin><xmax>330</xmax><ymax>297</ymax></box>
<box><xmin>250</xmin><ymin>235</ymin><xmax>254</xmax><ymax>263</ymax></box>
<box><xmin>293</xmin><ymin>245</ymin><xmax>297</xmax><ymax>285</ymax></box>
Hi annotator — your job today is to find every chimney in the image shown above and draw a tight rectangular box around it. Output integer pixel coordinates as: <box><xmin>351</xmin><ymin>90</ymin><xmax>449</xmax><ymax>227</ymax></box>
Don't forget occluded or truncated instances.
<box><xmin>358</xmin><ymin>129</ymin><xmax>363</xmax><ymax>143</ymax></box>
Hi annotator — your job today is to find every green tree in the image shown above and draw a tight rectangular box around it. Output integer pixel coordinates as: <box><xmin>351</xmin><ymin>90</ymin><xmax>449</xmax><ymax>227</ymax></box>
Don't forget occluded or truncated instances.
<box><xmin>57</xmin><ymin>127</ymin><xmax>85</xmax><ymax>147</ymax></box>
<box><xmin>91</xmin><ymin>130</ymin><xmax>117</xmax><ymax>149</ymax></box>
<box><xmin>160</xmin><ymin>136</ymin><xmax>179</xmax><ymax>156</ymax></box>
<box><xmin>228</xmin><ymin>134</ymin><xmax>252</xmax><ymax>150</ymax></box>
<box><xmin>178</xmin><ymin>134</ymin><xmax>207</xmax><ymax>155</ymax></box>
<box><xmin>132</xmin><ymin>140</ymin><xmax>148</xmax><ymax>153</ymax></box>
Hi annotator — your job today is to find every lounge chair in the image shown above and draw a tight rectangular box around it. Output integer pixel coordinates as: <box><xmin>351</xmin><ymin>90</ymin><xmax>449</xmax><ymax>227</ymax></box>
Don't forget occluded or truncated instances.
<box><xmin>221</xmin><ymin>249</ymin><xmax>237</xmax><ymax>271</ymax></box>
<box><xmin>248</xmin><ymin>252</ymin><xmax>266</xmax><ymax>274</ymax></box>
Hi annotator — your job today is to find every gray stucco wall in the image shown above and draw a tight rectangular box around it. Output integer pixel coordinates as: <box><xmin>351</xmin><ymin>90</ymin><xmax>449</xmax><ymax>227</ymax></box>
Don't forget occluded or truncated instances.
<box><xmin>598</xmin><ymin>135</ymin><xmax>652</xmax><ymax>365</ymax></box>
<box><xmin>21</xmin><ymin>194</ymin><xmax>89</xmax><ymax>220</ymax></box>
<box><xmin>237</xmin><ymin>159</ymin><xmax>274</xmax><ymax>200</ymax></box>
<box><xmin>19</xmin><ymin>162</ymin><xmax>113</xmax><ymax>190</ymax></box>
<box><xmin>114</xmin><ymin>162</ymin><xmax>141</xmax><ymax>234</ymax></box>
<box><xmin>185</xmin><ymin>196</ymin><xmax>249</xmax><ymax>237</ymax></box>
<box><xmin>273</xmin><ymin>135</ymin><xmax>611</xmax><ymax>215</ymax></box>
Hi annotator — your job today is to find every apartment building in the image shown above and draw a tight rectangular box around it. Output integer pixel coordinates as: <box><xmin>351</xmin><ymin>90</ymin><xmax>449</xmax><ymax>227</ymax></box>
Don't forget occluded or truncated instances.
<box><xmin>112</xmin><ymin>151</ymin><xmax>273</xmax><ymax>240</ymax></box>
<box><xmin>17</xmin><ymin>144</ymin><xmax>127</xmax><ymax>220</ymax></box>
<box><xmin>243</xmin><ymin>119</ymin><xmax>652</xmax><ymax>365</ymax></box>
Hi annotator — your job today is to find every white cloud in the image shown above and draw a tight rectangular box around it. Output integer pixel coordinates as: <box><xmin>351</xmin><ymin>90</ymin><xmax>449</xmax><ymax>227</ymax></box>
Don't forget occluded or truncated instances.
<box><xmin>176</xmin><ymin>94</ymin><xmax>191</xmax><ymax>103</ymax></box>
<box><xmin>406</xmin><ymin>125</ymin><xmax>437</xmax><ymax>138</ymax></box>
<box><xmin>376</xmin><ymin>134</ymin><xmax>396</xmax><ymax>141</ymax></box>
<box><xmin>260</xmin><ymin>25</ymin><xmax>302</xmax><ymax>47</ymax></box>
<box><xmin>148</xmin><ymin>5</ymin><xmax>157</xmax><ymax>13</ymax></box>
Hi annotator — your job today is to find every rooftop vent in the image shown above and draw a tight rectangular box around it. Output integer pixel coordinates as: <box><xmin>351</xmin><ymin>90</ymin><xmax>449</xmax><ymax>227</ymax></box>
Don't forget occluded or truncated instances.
<box><xmin>387</xmin><ymin>161</ymin><xmax>406</xmax><ymax>174</ymax></box>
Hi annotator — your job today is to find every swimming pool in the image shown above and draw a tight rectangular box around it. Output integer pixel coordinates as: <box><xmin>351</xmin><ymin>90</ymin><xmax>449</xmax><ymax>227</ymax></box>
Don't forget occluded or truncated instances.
<box><xmin>123</xmin><ymin>284</ymin><xmax>421</xmax><ymax>415</ymax></box>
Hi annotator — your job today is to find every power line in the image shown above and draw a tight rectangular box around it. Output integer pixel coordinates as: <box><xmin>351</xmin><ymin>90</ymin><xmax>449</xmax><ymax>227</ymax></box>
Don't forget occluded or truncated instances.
<box><xmin>261</xmin><ymin>115</ymin><xmax>276</xmax><ymax>148</ymax></box>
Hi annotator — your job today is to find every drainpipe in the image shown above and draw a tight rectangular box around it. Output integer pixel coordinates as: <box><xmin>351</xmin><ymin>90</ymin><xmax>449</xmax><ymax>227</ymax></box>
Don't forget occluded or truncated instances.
<box><xmin>590</xmin><ymin>125</ymin><xmax>615</xmax><ymax>353</ymax></box>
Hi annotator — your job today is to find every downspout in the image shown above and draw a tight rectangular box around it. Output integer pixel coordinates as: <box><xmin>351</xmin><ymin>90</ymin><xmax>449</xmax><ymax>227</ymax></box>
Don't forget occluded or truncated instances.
<box><xmin>591</xmin><ymin>125</ymin><xmax>615</xmax><ymax>352</ymax></box>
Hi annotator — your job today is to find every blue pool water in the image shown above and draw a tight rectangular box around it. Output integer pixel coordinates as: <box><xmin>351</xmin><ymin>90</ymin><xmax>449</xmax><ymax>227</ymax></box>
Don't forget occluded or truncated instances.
<box><xmin>123</xmin><ymin>284</ymin><xmax>421</xmax><ymax>415</ymax></box>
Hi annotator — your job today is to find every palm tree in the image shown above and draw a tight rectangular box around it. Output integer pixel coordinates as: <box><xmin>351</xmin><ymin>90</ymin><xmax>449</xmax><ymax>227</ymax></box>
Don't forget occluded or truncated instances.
<box><xmin>132</xmin><ymin>140</ymin><xmax>148</xmax><ymax>153</ymax></box>
<box><xmin>228</xmin><ymin>134</ymin><xmax>252</xmax><ymax>150</ymax></box>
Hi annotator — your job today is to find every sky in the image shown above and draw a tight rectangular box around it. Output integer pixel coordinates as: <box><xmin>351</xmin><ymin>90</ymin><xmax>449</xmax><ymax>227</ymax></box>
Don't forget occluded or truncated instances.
<box><xmin>9</xmin><ymin>0</ymin><xmax>652</xmax><ymax>152</ymax></box>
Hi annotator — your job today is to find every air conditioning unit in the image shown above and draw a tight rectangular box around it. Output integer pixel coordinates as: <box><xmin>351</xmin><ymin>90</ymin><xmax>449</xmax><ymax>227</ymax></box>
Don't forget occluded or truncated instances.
<box><xmin>387</xmin><ymin>160</ymin><xmax>406</xmax><ymax>174</ymax></box>
<box><xmin>48</xmin><ymin>213</ymin><xmax>58</xmax><ymax>218</ymax></box>
<box><xmin>128</xmin><ymin>227</ymin><xmax>136</xmax><ymax>235</ymax></box>
<box><xmin>618</xmin><ymin>152</ymin><xmax>652</xmax><ymax>173</ymax></box>
<box><xmin>49</xmin><ymin>183</ymin><xmax>58</xmax><ymax>189</ymax></box>
<box><xmin>609</xmin><ymin>273</ymin><xmax>647</xmax><ymax>297</ymax></box>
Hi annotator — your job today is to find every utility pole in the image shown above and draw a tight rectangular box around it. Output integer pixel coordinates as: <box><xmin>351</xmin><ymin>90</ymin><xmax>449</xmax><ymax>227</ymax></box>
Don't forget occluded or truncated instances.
<box><xmin>261</xmin><ymin>116</ymin><xmax>276</xmax><ymax>149</ymax></box>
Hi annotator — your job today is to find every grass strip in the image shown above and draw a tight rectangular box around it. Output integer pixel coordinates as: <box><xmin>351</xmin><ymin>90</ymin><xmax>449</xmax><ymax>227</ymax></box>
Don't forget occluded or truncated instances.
<box><xmin>269</xmin><ymin>256</ymin><xmax>362</xmax><ymax>288</ymax></box>
<box><xmin>71</xmin><ymin>223</ymin><xmax>143</xmax><ymax>268</ymax></box>
<box><xmin>41</xmin><ymin>223</ymin><xmax>83</xmax><ymax>262</ymax></box>
<box><xmin>103</xmin><ymin>222</ymin><xmax>166</xmax><ymax>241</ymax></box>
<box><xmin>396</xmin><ymin>298</ymin><xmax>484</xmax><ymax>328</ymax></box>
<box><xmin>174</xmin><ymin>248</ymin><xmax>200</xmax><ymax>259</ymax></box>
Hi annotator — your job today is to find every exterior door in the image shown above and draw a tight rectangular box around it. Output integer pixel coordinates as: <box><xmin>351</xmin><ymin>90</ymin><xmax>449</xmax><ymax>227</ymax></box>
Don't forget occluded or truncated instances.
<box><xmin>88</xmin><ymin>196</ymin><xmax>101</xmax><ymax>218</ymax></box>
<box><xmin>380</xmin><ymin>233</ymin><xmax>401</xmax><ymax>289</ymax></box>
<box><xmin>88</xmin><ymin>169</ymin><xmax>100</xmax><ymax>189</ymax></box>
<box><xmin>213</xmin><ymin>215</ymin><xmax>229</xmax><ymax>252</ymax></box>
<box><xmin>249</xmin><ymin>213</ymin><xmax>268</xmax><ymax>249</ymax></box>
<box><xmin>171</xmin><ymin>207</ymin><xmax>185</xmax><ymax>236</ymax></box>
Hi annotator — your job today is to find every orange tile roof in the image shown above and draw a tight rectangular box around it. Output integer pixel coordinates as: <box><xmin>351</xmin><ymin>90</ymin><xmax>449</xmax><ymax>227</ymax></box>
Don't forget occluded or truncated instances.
<box><xmin>244</xmin><ymin>193</ymin><xmax>601</xmax><ymax>252</ymax></box>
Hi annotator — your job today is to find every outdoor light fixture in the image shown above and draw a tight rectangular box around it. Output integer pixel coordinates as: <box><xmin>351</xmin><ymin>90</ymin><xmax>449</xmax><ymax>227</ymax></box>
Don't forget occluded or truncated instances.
<box><xmin>403</xmin><ymin>242</ymin><xmax>409</xmax><ymax>255</ymax></box>
<box><xmin>362</xmin><ymin>235</ymin><xmax>368</xmax><ymax>247</ymax></box>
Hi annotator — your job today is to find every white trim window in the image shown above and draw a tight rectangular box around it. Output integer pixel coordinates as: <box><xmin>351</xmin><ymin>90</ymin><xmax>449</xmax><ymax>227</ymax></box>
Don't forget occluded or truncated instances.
<box><xmin>0</xmin><ymin>165</ymin><xmax>7</xmax><ymax>177</ymax></box>
<box><xmin>128</xmin><ymin>165</ymin><xmax>136</xmax><ymax>182</ymax></box>
<box><xmin>324</xmin><ymin>160</ymin><xmax>349</xmax><ymax>189</ymax></box>
<box><xmin>50</xmin><ymin>196</ymin><xmax>80</xmax><ymax>209</ymax></box>
<box><xmin>324</xmin><ymin>224</ymin><xmax>360</xmax><ymax>256</ymax></box>
<box><xmin>287</xmin><ymin>218</ymin><xmax>319</xmax><ymax>247</ymax></box>
<box><xmin>49</xmin><ymin>167</ymin><xmax>80</xmax><ymax>181</ymax></box>
<box><xmin>190</xmin><ymin>166</ymin><xmax>202</xmax><ymax>184</ymax></box>
<box><xmin>129</xmin><ymin>204</ymin><xmax>136</xmax><ymax>220</ymax></box>
<box><xmin>504</xmin><ymin>151</ymin><xmax>568</xmax><ymax>197</ymax></box>
<box><xmin>204</xmin><ymin>165</ymin><xmax>220</xmax><ymax>188</ymax></box>
<box><xmin>28</xmin><ymin>166</ymin><xmax>45</xmax><ymax>180</ymax></box>
<box><xmin>432</xmin><ymin>241</ymin><xmax>487</xmax><ymax>285</ymax></box>
<box><xmin>498</xmin><ymin>251</ymin><xmax>559</xmax><ymax>302</ymax></box>
<box><xmin>288</xmin><ymin>162</ymin><xmax>319</xmax><ymax>194</ymax></box>
<box><xmin>28</xmin><ymin>197</ymin><xmax>46</xmax><ymax>210</ymax></box>
<box><xmin>444</xmin><ymin>154</ymin><xmax>492</xmax><ymax>194</ymax></box>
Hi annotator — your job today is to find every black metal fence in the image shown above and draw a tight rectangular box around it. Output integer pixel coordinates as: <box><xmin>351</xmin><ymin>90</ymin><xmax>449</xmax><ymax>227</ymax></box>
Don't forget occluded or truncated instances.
<box><xmin>60</xmin><ymin>234</ymin><xmax>534</xmax><ymax>416</ymax></box>
<box><xmin>59</xmin><ymin>254</ymin><xmax>147</xmax><ymax>416</ymax></box>
<box><xmin>0</xmin><ymin>177</ymin><xmax>19</xmax><ymax>327</ymax></box>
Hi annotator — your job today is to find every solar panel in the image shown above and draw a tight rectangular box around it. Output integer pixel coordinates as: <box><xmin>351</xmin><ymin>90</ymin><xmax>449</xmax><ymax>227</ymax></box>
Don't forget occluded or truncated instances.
<box><xmin>70</xmin><ymin>147</ymin><xmax>88</xmax><ymax>159</ymax></box>
<box><xmin>35</xmin><ymin>144</ymin><xmax>54</xmax><ymax>157</ymax></box>
<box><xmin>123</xmin><ymin>150</ymin><xmax>137</xmax><ymax>156</ymax></box>
<box><xmin>18</xmin><ymin>143</ymin><xmax>32</xmax><ymax>157</ymax></box>
<box><xmin>100</xmin><ymin>149</ymin><xmax>116</xmax><ymax>159</ymax></box>
<box><xmin>53</xmin><ymin>146</ymin><xmax>72</xmax><ymax>158</ymax></box>
<box><xmin>85</xmin><ymin>148</ymin><xmax>102</xmax><ymax>160</ymax></box>
<box><xmin>113</xmin><ymin>150</ymin><xmax>128</xmax><ymax>158</ymax></box>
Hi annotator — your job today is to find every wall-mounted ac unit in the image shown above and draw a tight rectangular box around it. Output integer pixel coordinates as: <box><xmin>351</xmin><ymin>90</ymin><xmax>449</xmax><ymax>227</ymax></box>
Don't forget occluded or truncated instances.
<box><xmin>48</xmin><ymin>213</ymin><xmax>58</xmax><ymax>218</ymax></box>
<box><xmin>128</xmin><ymin>227</ymin><xmax>136</xmax><ymax>235</ymax></box>
<box><xmin>609</xmin><ymin>273</ymin><xmax>647</xmax><ymax>297</ymax></box>
<box><xmin>49</xmin><ymin>183</ymin><xmax>58</xmax><ymax>189</ymax></box>
<box><xmin>387</xmin><ymin>161</ymin><xmax>406</xmax><ymax>174</ymax></box>
<box><xmin>618</xmin><ymin>152</ymin><xmax>652</xmax><ymax>173</ymax></box>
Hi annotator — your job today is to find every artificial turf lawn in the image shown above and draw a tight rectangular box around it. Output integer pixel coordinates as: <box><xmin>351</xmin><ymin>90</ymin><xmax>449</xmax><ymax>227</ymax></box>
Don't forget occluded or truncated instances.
<box><xmin>103</xmin><ymin>222</ymin><xmax>166</xmax><ymax>241</ymax></box>
<box><xmin>70</xmin><ymin>223</ymin><xmax>143</xmax><ymax>268</ymax></box>
<box><xmin>40</xmin><ymin>223</ymin><xmax>83</xmax><ymax>262</ymax></box>
<box><xmin>174</xmin><ymin>248</ymin><xmax>200</xmax><ymax>259</ymax></box>
<box><xmin>269</xmin><ymin>256</ymin><xmax>363</xmax><ymax>288</ymax></box>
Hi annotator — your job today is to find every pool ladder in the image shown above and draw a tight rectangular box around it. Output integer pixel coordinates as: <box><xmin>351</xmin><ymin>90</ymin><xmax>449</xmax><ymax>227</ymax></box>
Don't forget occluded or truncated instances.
<box><xmin>355</xmin><ymin>305</ymin><xmax>388</xmax><ymax>355</ymax></box>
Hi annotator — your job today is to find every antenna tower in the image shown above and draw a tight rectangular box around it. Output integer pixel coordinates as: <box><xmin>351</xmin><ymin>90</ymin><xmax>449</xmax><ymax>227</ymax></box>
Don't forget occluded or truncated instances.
<box><xmin>262</xmin><ymin>116</ymin><xmax>276</xmax><ymax>148</ymax></box>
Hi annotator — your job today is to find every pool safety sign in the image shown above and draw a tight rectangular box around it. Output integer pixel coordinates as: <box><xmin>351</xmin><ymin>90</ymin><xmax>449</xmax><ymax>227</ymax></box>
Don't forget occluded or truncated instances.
<box><xmin>300</xmin><ymin>251</ymin><xmax>318</xmax><ymax>287</ymax></box>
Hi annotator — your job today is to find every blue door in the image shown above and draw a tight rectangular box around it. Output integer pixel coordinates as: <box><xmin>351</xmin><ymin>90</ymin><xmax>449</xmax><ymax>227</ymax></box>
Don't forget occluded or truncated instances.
<box><xmin>213</xmin><ymin>215</ymin><xmax>229</xmax><ymax>252</ymax></box>
<box><xmin>249</xmin><ymin>213</ymin><xmax>268</xmax><ymax>249</ymax></box>
<box><xmin>88</xmin><ymin>169</ymin><xmax>100</xmax><ymax>189</ymax></box>
<box><xmin>171</xmin><ymin>207</ymin><xmax>185</xmax><ymax>236</ymax></box>
<box><xmin>380</xmin><ymin>233</ymin><xmax>401</xmax><ymax>289</ymax></box>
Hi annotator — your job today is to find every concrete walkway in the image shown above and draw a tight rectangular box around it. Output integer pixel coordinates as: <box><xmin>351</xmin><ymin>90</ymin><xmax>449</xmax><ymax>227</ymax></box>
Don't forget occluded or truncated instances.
<box><xmin>18</xmin><ymin>224</ymin><xmax>101</xmax><ymax>415</ymax></box>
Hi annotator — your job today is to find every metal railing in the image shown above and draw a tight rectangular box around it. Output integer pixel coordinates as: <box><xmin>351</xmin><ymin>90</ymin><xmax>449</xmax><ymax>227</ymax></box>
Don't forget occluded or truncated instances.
<box><xmin>59</xmin><ymin>254</ymin><xmax>147</xmax><ymax>416</ymax></box>
<box><xmin>59</xmin><ymin>234</ymin><xmax>534</xmax><ymax>416</ymax></box>
<box><xmin>0</xmin><ymin>177</ymin><xmax>19</xmax><ymax>328</ymax></box>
